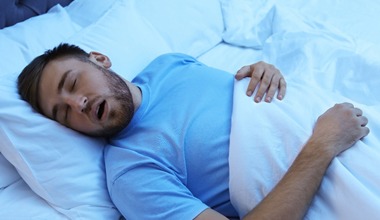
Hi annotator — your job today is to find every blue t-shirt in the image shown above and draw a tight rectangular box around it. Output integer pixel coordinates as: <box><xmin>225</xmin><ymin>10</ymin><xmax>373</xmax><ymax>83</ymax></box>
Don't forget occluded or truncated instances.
<box><xmin>105</xmin><ymin>53</ymin><xmax>238</xmax><ymax>219</ymax></box>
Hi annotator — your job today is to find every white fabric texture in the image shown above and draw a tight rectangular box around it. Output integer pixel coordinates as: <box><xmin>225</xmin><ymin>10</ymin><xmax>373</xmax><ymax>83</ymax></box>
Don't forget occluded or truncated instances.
<box><xmin>198</xmin><ymin>42</ymin><xmax>262</xmax><ymax>74</ymax></box>
<box><xmin>0</xmin><ymin>154</ymin><xmax>20</xmax><ymax>189</ymax></box>
<box><xmin>277</xmin><ymin>0</ymin><xmax>380</xmax><ymax>45</ymax></box>
<box><xmin>0</xmin><ymin>179</ymin><xmax>68</xmax><ymax>220</ymax></box>
<box><xmin>230</xmin><ymin>80</ymin><xmax>380</xmax><ymax>219</ymax></box>
<box><xmin>0</xmin><ymin>0</ymin><xmax>379</xmax><ymax>218</ymax></box>
<box><xmin>0</xmin><ymin>4</ymin><xmax>120</xmax><ymax>220</ymax></box>
<box><xmin>228</xmin><ymin>3</ymin><xmax>380</xmax><ymax>219</ymax></box>
<box><xmin>220</xmin><ymin>0</ymin><xmax>274</xmax><ymax>49</ymax></box>
<box><xmin>67</xmin><ymin>0</ymin><xmax>172</xmax><ymax>81</ymax></box>
<box><xmin>134</xmin><ymin>0</ymin><xmax>224</xmax><ymax>57</ymax></box>
<box><xmin>0</xmin><ymin>5</ymin><xmax>81</xmax><ymax>77</ymax></box>
<box><xmin>65</xmin><ymin>0</ymin><xmax>118</xmax><ymax>28</ymax></box>
<box><xmin>0</xmin><ymin>75</ymin><xmax>120</xmax><ymax>220</ymax></box>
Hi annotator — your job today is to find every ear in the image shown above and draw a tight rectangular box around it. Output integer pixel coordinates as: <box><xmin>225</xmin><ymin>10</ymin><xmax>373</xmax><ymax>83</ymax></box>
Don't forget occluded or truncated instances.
<box><xmin>89</xmin><ymin>51</ymin><xmax>112</xmax><ymax>69</ymax></box>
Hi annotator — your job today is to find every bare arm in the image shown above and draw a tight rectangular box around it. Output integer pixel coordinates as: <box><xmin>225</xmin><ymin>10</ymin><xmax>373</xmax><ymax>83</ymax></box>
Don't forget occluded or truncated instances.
<box><xmin>195</xmin><ymin>103</ymin><xmax>369</xmax><ymax>220</ymax></box>
<box><xmin>244</xmin><ymin>137</ymin><xmax>334</xmax><ymax>220</ymax></box>
<box><xmin>245</xmin><ymin>103</ymin><xmax>369</xmax><ymax>219</ymax></box>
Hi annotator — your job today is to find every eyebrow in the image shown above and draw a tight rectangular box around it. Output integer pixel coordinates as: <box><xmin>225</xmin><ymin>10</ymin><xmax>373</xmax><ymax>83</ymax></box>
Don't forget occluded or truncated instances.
<box><xmin>52</xmin><ymin>70</ymin><xmax>71</xmax><ymax>121</ymax></box>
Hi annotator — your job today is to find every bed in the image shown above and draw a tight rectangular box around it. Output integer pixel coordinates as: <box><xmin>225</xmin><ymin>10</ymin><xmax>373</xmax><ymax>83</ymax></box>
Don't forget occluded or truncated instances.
<box><xmin>0</xmin><ymin>0</ymin><xmax>379</xmax><ymax>219</ymax></box>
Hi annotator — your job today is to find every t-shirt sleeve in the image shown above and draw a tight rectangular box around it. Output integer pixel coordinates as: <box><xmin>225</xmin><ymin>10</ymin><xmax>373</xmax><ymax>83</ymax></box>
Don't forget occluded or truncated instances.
<box><xmin>109</xmin><ymin>165</ymin><xmax>209</xmax><ymax>219</ymax></box>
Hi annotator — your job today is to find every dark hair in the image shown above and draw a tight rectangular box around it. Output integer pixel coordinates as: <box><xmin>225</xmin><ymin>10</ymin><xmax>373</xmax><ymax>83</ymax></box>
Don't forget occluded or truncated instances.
<box><xmin>18</xmin><ymin>43</ymin><xmax>89</xmax><ymax>113</ymax></box>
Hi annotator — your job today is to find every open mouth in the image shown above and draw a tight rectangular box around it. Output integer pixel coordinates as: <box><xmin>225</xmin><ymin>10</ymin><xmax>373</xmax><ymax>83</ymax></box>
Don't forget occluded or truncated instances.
<box><xmin>97</xmin><ymin>100</ymin><xmax>106</xmax><ymax>120</ymax></box>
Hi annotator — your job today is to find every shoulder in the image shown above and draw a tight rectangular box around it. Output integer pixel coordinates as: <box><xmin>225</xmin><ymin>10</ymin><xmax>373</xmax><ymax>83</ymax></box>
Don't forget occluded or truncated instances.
<box><xmin>152</xmin><ymin>53</ymin><xmax>198</xmax><ymax>63</ymax></box>
<box><xmin>145</xmin><ymin>53</ymin><xmax>201</xmax><ymax>70</ymax></box>
<box><xmin>132</xmin><ymin>53</ymin><xmax>201</xmax><ymax>83</ymax></box>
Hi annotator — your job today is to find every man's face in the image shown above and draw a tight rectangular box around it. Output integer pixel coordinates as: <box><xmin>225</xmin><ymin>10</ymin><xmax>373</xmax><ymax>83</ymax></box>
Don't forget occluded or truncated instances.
<box><xmin>38</xmin><ymin>55</ymin><xmax>134</xmax><ymax>137</ymax></box>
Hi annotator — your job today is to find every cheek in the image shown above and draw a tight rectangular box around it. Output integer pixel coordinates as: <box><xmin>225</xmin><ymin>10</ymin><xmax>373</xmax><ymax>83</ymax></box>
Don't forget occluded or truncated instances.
<box><xmin>87</xmin><ymin>75</ymin><xmax>112</xmax><ymax>92</ymax></box>
<box><xmin>68</xmin><ymin>113</ymin><xmax>98</xmax><ymax>133</ymax></box>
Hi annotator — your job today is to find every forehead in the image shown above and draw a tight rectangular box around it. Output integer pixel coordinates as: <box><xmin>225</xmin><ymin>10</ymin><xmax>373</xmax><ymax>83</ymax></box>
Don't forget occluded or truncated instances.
<box><xmin>41</xmin><ymin>56</ymin><xmax>82</xmax><ymax>81</ymax></box>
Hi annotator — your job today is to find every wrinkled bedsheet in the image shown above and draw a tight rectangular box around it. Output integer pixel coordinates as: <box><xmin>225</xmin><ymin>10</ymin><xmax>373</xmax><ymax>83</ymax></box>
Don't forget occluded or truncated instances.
<box><xmin>229</xmin><ymin>3</ymin><xmax>380</xmax><ymax>219</ymax></box>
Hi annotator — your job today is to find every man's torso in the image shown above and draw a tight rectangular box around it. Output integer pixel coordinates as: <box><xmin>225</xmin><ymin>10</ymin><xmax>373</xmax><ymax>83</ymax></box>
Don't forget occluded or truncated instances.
<box><xmin>105</xmin><ymin>53</ymin><xmax>238</xmax><ymax>219</ymax></box>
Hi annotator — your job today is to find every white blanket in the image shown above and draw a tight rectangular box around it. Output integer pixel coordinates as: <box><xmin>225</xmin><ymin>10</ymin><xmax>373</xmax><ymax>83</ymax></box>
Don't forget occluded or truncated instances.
<box><xmin>228</xmin><ymin>5</ymin><xmax>380</xmax><ymax>219</ymax></box>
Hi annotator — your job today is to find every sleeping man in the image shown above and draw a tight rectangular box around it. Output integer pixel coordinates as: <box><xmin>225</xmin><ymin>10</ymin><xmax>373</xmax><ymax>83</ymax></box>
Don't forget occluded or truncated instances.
<box><xmin>18</xmin><ymin>43</ymin><xmax>369</xmax><ymax>220</ymax></box>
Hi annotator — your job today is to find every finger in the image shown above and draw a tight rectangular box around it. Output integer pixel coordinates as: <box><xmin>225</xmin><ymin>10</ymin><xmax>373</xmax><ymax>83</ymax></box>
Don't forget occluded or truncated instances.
<box><xmin>357</xmin><ymin>115</ymin><xmax>369</xmax><ymax>140</ymax></box>
<box><xmin>354</xmin><ymin>107</ymin><xmax>363</xmax><ymax>116</ymax></box>
<box><xmin>358</xmin><ymin>115</ymin><xmax>368</xmax><ymax>127</ymax></box>
<box><xmin>254</xmin><ymin>70</ymin><xmax>273</xmax><ymax>102</ymax></box>
<box><xmin>247</xmin><ymin>65</ymin><xmax>264</xmax><ymax>96</ymax></box>
<box><xmin>360</xmin><ymin>127</ymin><xmax>370</xmax><ymax>140</ymax></box>
<box><xmin>235</xmin><ymin>65</ymin><xmax>251</xmax><ymax>80</ymax></box>
<box><xmin>264</xmin><ymin>74</ymin><xmax>281</xmax><ymax>102</ymax></box>
<box><xmin>277</xmin><ymin>77</ymin><xmax>286</xmax><ymax>100</ymax></box>
<box><xmin>341</xmin><ymin>102</ymin><xmax>354</xmax><ymax>108</ymax></box>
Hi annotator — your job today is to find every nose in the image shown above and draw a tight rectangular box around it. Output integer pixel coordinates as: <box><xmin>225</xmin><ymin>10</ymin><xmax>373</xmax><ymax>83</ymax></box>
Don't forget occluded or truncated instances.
<box><xmin>64</xmin><ymin>95</ymin><xmax>88</xmax><ymax>113</ymax></box>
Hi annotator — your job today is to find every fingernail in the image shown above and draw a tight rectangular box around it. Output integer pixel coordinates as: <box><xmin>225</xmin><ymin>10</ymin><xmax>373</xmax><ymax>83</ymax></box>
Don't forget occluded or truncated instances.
<box><xmin>278</xmin><ymin>95</ymin><xmax>283</xmax><ymax>100</ymax></box>
<box><xmin>265</xmin><ymin>97</ymin><xmax>271</xmax><ymax>102</ymax></box>
<box><xmin>255</xmin><ymin>97</ymin><xmax>261</xmax><ymax>102</ymax></box>
<box><xmin>247</xmin><ymin>90</ymin><xmax>253</xmax><ymax>96</ymax></box>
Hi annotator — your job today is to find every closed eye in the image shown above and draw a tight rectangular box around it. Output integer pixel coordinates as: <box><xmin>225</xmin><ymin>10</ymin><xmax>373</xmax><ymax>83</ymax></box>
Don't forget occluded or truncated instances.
<box><xmin>64</xmin><ymin>105</ymin><xmax>70</xmax><ymax>124</ymax></box>
<box><xmin>71</xmin><ymin>79</ymin><xmax>77</xmax><ymax>92</ymax></box>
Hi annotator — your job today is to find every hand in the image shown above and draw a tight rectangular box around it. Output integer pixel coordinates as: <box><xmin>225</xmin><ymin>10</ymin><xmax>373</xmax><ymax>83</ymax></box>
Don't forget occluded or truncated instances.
<box><xmin>310</xmin><ymin>103</ymin><xmax>370</xmax><ymax>157</ymax></box>
<box><xmin>235</xmin><ymin>61</ymin><xmax>286</xmax><ymax>103</ymax></box>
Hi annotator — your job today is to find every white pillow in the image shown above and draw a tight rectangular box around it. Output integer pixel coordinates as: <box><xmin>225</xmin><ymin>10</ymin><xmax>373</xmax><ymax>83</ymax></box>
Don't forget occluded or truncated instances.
<box><xmin>67</xmin><ymin>0</ymin><xmax>172</xmax><ymax>80</ymax></box>
<box><xmin>0</xmin><ymin>5</ymin><xmax>81</xmax><ymax>75</ymax></box>
<box><xmin>134</xmin><ymin>0</ymin><xmax>224</xmax><ymax>57</ymax></box>
<box><xmin>65</xmin><ymin>0</ymin><xmax>118</xmax><ymax>28</ymax></box>
<box><xmin>0</xmin><ymin>179</ymin><xmax>67</xmax><ymax>220</ymax></box>
<box><xmin>220</xmin><ymin>0</ymin><xmax>335</xmax><ymax>49</ymax></box>
<box><xmin>220</xmin><ymin>0</ymin><xmax>275</xmax><ymax>49</ymax></box>
<box><xmin>0</xmin><ymin>76</ymin><xmax>120</xmax><ymax>219</ymax></box>
<box><xmin>0</xmin><ymin>154</ymin><xmax>20</xmax><ymax>189</ymax></box>
<box><xmin>0</xmin><ymin>2</ymin><xmax>81</xmax><ymax>201</ymax></box>
<box><xmin>0</xmin><ymin>4</ymin><xmax>120</xmax><ymax>220</ymax></box>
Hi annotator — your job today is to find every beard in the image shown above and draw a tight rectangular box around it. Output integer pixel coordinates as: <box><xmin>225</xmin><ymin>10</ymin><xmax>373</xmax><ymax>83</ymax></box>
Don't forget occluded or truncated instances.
<box><xmin>87</xmin><ymin>62</ymin><xmax>135</xmax><ymax>137</ymax></box>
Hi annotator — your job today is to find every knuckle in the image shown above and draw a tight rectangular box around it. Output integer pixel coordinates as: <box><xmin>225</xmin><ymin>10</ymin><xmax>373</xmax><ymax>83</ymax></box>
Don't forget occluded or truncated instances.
<box><xmin>260</xmin><ymin>80</ymin><xmax>269</xmax><ymax>88</ymax></box>
<box><xmin>237</xmin><ymin>65</ymin><xmax>248</xmax><ymax>73</ymax></box>
<box><xmin>251</xmin><ymin>73</ymin><xmax>262</xmax><ymax>80</ymax></box>
<box><xmin>262</xmin><ymin>76</ymin><xmax>271</xmax><ymax>84</ymax></box>
<box><xmin>242</xmin><ymin>65</ymin><xmax>250</xmax><ymax>70</ymax></box>
<box><xmin>271</xmin><ymin>79</ymin><xmax>280</xmax><ymax>86</ymax></box>
<box><xmin>281</xmin><ymin>78</ymin><xmax>288</xmax><ymax>86</ymax></box>
<box><xmin>280</xmin><ymin>78</ymin><xmax>286</xmax><ymax>86</ymax></box>
<box><xmin>256</xmin><ymin>61</ymin><xmax>265</xmax><ymax>65</ymax></box>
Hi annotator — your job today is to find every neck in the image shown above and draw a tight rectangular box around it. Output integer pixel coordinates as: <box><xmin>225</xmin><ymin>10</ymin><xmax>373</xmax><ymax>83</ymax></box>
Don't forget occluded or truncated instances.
<box><xmin>124</xmin><ymin>80</ymin><xmax>142</xmax><ymax>112</ymax></box>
